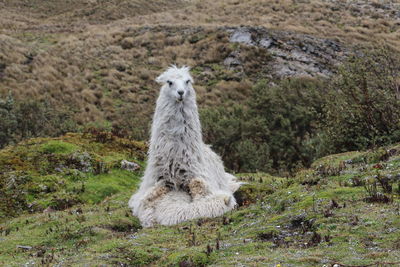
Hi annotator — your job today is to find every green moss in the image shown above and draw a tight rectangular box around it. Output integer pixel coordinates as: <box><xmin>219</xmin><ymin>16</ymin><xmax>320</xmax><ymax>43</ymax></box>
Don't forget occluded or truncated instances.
<box><xmin>234</xmin><ymin>182</ymin><xmax>274</xmax><ymax>206</ymax></box>
<box><xmin>107</xmin><ymin>217</ymin><xmax>141</xmax><ymax>232</ymax></box>
<box><xmin>0</xmin><ymin>134</ymin><xmax>144</xmax><ymax>221</ymax></box>
<box><xmin>40</xmin><ymin>140</ymin><xmax>79</xmax><ymax>154</ymax></box>
<box><xmin>1</xmin><ymin>137</ymin><xmax>400</xmax><ymax>266</ymax></box>
<box><xmin>111</xmin><ymin>246</ymin><xmax>162</xmax><ymax>266</ymax></box>
<box><xmin>311</xmin><ymin>151</ymin><xmax>363</xmax><ymax>168</ymax></box>
<box><xmin>166</xmin><ymin>249</ymin><xmax>214</xmax><ymax>266</ymax></box>
<box><xmin>81</xmin><ymin>169</ymin><xmax>140</xmax><ymax>204</ymax></box>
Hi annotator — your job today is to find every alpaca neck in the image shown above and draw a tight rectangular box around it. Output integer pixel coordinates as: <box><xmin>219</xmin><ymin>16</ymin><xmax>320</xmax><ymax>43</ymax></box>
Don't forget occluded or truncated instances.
<box><xmin>151</xmin><ymin>98</ymin><xmax>202</xmax><ymax>147</ymax></box>
<box><xmin>146</xmin><ymin>97</ymin><xmax>204</xmax><ymax>186</ymax></box>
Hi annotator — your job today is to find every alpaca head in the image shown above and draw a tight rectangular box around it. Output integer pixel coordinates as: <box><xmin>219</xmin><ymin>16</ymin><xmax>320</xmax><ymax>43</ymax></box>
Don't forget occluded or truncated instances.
<box><xmin>155</xmin><ymin>65</ymin><xmax>194</xmax><ymax>103</ymax></box>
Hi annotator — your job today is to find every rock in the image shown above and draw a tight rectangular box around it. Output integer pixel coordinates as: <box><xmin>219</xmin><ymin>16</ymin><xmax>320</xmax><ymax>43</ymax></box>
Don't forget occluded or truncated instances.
<box><xmin>344</xmin><ymin>159</ymin><xmax>353</xmax><ymax>164</ymax></box>
<box><xmin>223</xmin><ymin>50</ymin><xmax>242</xmax><ymax>70</ymax></box>
<box><xmin>259</xmin><ymin>37</ymin><xmax>273</xmax><ymax>48</ymax></box>
<box><xmin>226</xmin><ymin>26</ymin><xmax>348</xmax><ymax>78</ymax></box>
<box><xmin>120</xmin><ymin>37</ymin><xmax>135</xmax><ymax>49</ymax></box>
<box><xmin>43</xmin><ymin>207</ymin><xmax>55</xmax><ymax>213</ymax></box>
<box><xmin>69</xmin><ymin>152</ymin><xmax>93</xmax><ymax>172</ymax></box>
<box><xmin>229</xmin><ymin>29</ymin><xmax>254</xmax><ymax>45</ymax></box>
<box><xmin>223</xmin><ymin>56</ymin><xmax>241</xmax><ymax>67</ymax></box>
<box><xmin>121</xmin><ymin>160</ymin><xmax>140</xmax><ymax>172</ymax></box>
<box><xmin>16</xmin><ymin>245</ymin><xmax>32</xmax><ymax>250</ymax></box>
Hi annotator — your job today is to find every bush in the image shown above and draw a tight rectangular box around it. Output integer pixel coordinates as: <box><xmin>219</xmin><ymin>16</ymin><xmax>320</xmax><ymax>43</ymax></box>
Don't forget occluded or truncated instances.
<box><xmin>15</xmin><ymin>99</ymin><xmax>77</xmax><ymax>140</ymax></box>
<box><xmin>0</xmin><ymin>94</ymin><xmax>77</xmax><ymax>149</ymax></box>
<box><xmin>201</xmin><ymin>78</ymin><xmax>326</xmax><ymax>174</ymax></box>
<box><xmin>200</xmin><ymin>105</ymin><xmax>250</xmax><ymax>171</ymax></box>
<box><xmin>321</xmin><ymin>46</ymin><xmax>400</xmax><ymax>153</ymax></box>
<box><xmin>201</xmin><ymin>104</ymin><xmax>273</xmax><ymax>172</ymax></box>
<box><xmin>248</xmin><ymin>78</ymin><xmax>327</xmax><ymax>173</ymax></box>
<box><xmin>0</xmin><ymin>92</ymin><xmax>17</xmax><ymax>148</ymax></box>
<box><xmin>201</xmin><ymin>45</ymin><xmax>400</xmax><ymax>174</ymax></box>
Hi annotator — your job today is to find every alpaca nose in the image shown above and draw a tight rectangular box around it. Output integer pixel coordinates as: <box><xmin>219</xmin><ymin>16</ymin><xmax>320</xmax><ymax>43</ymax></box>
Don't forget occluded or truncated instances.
<box><xmin>178</xmin><ymin>90</ymin><xmax>184</xmax><ymax>96</ymax></box>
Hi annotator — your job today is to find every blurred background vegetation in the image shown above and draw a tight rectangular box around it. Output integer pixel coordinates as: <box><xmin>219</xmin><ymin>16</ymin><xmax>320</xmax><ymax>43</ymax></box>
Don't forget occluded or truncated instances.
<box><xmin>2</xmin><ymin>46</ymin><xmax>399</xmax><ymax>175</ymax></box>
<box><xmin>1</xmin><ymin>0</ymin><xmax>400</xmax><ymax>175</ymax></box>
<box><xmin>202</xmin><ymin>46</ymin><xmax>400</xmax><ymax>175</ymax></box>
<box><xmin>1</xmin><ymin>1</ymin><xmax>400</xmax><ymax>265</ymax></box>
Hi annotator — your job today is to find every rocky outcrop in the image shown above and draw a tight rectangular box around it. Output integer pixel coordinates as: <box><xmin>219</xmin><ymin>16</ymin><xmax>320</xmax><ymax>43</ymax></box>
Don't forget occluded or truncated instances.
<box><xmin>324</xmin><ymin>0</ymin><xmax>400</xmax><ymax>20</ymax></box>
<box><xmin>121</xmin><ymin>159</ymin><xmax>140</xmax><ymax>172</ymax></box>
<box><xmin>225</xmin><ymin>27</ymin><xmax>348</xmax><ymax>78</ymax></box>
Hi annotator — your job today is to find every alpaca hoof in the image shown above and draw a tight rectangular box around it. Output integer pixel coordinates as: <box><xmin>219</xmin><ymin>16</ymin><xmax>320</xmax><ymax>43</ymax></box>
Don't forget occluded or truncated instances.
<box><xmin>216</xmin><ymin>194</ymin><xmax>232</xmax><ymax>206</ymax></box>
<box><xmin>223</xmin><ymin>195</ymin><xmax>232</xmax><ymax>206</ymax></box>
<box><xmin>144</xmin><ymin>186</ymin><xmax>170</xmax><ymax>206</ymax></box>
<box><xmin>188</xmin><ymin>178</ymin><xmax>209</xmax><ymax>198</ymax></box>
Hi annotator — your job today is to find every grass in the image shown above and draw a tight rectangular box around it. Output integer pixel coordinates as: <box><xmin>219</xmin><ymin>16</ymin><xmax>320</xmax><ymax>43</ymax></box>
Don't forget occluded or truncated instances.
<box><xmin>1</xmin><ymin>1</ymin><xmax>400</xmax><ymax>264</ymax></box>
<box><xmin>1</xmin><ymin>135</ymin><xmax>400</xmax><ymax>266</ymax></box>
<box><xmin>40</xmin><ymin>140</ymin><xmax>79</xmax><ymax>154</ymax></box>
<box><xmin>1</xmin><ymin>1</ymin><xmax>399</xmax><ymax>139</ymax></box>
<box><xmin>81</xmin><ymin>169</ymin><xmax>139</xmax><ymax>204</ymax></box>
<box><xmin>0</xmin><ymin>133</ymin><xmax>145</xmax><ymax>220</ymax></box>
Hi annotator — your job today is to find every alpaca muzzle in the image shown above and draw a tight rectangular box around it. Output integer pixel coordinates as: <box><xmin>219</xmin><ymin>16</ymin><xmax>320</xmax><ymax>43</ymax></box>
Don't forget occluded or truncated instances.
<box><xmin>177</xmin><ymin>90</ymin><xmax>184</xmax><ymax>102</ymax></box>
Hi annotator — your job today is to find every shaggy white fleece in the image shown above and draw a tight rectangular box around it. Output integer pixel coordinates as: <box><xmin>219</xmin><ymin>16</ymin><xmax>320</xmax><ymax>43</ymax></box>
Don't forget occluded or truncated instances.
<box><xmin>128</xmin><ymin>66</ymin><xmax>241</xmax><ymax>227</ymax></box>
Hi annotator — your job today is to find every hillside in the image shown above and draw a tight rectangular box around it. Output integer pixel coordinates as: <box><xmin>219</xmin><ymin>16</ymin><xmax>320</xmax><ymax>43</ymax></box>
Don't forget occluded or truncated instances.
<box><xmin>0</xmin><ymin>0</ymin><xmax>399</xmax><ymax>128</ymax></box>
<box><xmin>0</xmin><ymin>134</ymin><xmax>399</xmax><ymax>266</ymax></box>
<box><xmin>1</xmin><ymin>2</ymin><xmax>400</xmax><ymax>265</ymax></box>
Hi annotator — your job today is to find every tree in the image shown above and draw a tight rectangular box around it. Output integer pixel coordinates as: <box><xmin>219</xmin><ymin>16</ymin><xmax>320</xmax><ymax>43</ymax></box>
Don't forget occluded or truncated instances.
<box><xmin>0</xmin><ymin>92</ymin><xmax>17</xmax><ymax>148</ymax></box>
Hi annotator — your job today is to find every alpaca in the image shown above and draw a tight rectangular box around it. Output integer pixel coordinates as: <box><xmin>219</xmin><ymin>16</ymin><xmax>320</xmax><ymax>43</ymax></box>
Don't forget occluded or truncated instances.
<box><xmin>128</xmin><ymin>66</ymin><xmax>241</xmax><ymax>227</ymax></box>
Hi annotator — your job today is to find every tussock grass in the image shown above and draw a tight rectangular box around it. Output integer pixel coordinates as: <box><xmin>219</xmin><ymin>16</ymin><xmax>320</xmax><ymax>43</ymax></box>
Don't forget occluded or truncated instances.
<box><xmin>1</xmin><ymin>0</ymin><xmax>399</xmax><ymax>139</ymax></box>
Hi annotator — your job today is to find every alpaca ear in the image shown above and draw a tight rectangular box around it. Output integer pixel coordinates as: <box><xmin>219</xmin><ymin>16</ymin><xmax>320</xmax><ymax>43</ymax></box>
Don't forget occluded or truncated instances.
<box><xmin>156</xmin><ymin>64</ymin><xmax>178</xmax><ymax>84</ymax></box>
<box><xmin>155</xmin><ymin>73</ymin><xmax>167</xmax><ymax>84</ymax></box>
<box><xmin>182</xmin><ymin>66</ymin><xmax>194</xmax><ymax>84</ymax></box>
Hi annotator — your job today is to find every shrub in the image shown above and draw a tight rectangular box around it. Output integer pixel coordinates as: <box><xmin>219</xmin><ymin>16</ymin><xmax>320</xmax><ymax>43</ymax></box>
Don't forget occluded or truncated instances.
<box><xmin>202</xmin><ymin>46</ymin><xmax>400</xmax><ymax>174</ymax></box>
<box><xmin>0</xmin><ymin>94</ymin><xmax>77</xmax><ymax>149</ymax></box>
<box><xmin>321</xmin><ymin>46</ymin><xmax>400</xmax><ymax>153</ymax></box>
<box><xmin>247</xmin><ymin>78</ymin><xmax>327</xmax><ymax>173</ymax></box>
<box><xmin>0</xmin><ymin>92</ymin><xmax>17</xmax><ymax>148</ymax></box>
<box><xmin>15</xmin><ymin>99</ymin><xmax>77</xmax><ymax>140</ymax></box>
<box><xmin>201</xmin><ymin>78</ymin><xmax>327</xmax><ymax>173</ymax></box>
<box><xmin>200</xmin><ymin>105</ymin><xmax>247</xmax><ymax>171</ymax></box>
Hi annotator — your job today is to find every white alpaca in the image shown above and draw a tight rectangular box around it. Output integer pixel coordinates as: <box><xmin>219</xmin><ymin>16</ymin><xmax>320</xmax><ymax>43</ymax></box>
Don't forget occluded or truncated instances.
<box><xmin>128</xmin><ymin>66</ymin><xmax>241</xmax><ymax>227</ymax></box>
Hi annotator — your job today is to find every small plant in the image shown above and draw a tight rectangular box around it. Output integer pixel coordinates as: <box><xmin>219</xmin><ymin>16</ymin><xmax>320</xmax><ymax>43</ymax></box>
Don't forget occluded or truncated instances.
<box><xmin>375</xmin><ymin>173</ymin><xmax>392</xmax><ymax>194</ymax></box>
<box><xmin>315</xmin><ymin>162</ymin><xmax>346</xmax><ymax>178</ymax></box>
<box><xmin>84</xmin><ymin>127</ymin><xmax>115</xmax><ymax>143</ymax></box>
<box><xmin>93</xmin><ymin>160</ymin><xmax>110</xmax><ymax>175</ymax></box>
<box><xmin>363</xmin><ymin>180</ymin><xmax>391</xmax><ymax>203</ymax></box>
<box><xmin>351</xmin><ymin>176</ymin><xmax>365</xmax><ymax>187</ymax></box>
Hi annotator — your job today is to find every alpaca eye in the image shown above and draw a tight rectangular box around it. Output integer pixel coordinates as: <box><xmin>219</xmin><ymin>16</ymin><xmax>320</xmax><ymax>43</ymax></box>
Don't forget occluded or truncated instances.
<box><xmin>167</xmin><ymin>80</ymin><xmax>173</xmax><ymax>86</ymax></box>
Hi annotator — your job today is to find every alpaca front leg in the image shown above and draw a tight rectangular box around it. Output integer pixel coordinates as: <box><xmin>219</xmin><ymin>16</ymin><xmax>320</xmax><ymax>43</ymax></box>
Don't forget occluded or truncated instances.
<box><xmin>129</xmin><ymin>184</ymin><xmax>169</xmax><ymax>227</ymax></box>
<box><xmin>143</xmin><ymin>184</ymin><xmax>171</xmax><ymax>208</ymax></box>
<box><xmin>188</xmin><ymin>178</ymin><xmax>209</xmax><ymax>200</ymax></box>
<box><xmin>154</xmin><ymin>190</ymin><xmax>236</xmax><ymax>225</ymax></box>
<box><xmin>188</xmin><ymin>178</ymin><xmax>232</xmax><ymax>206</ymax></box>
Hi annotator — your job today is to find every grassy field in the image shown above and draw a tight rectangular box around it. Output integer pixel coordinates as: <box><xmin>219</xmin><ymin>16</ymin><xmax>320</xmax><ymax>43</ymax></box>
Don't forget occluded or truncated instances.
<box><xmin>1</xmin><ymin>2</ymin><xmax>400</xmax><ymax>265</ymax></box>
<box><xmin>0</xmin><ymin>0</ymin><xmax>399</xmax><ymax>133</ymax></box>
<box><xmin>1</xmin><ymin>134</ymin><xmax>399</xmax><ymax>266</ymax></box>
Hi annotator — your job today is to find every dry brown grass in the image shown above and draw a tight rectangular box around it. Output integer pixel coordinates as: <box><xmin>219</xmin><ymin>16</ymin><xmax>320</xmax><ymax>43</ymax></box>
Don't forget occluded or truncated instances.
<box><xmin>2</xmin><ymin>0</ymin><xmax>398</xmax><ymax>45</ymax></box>
<box><xmin>1</xmin><ymin>24</ymin><xmax>261</xmax><ymax>127</ymax></box>
<box><xmin>0</xmin><ymin>0</ymin><xmax>399</xmax><ymax>136</ymax></box>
